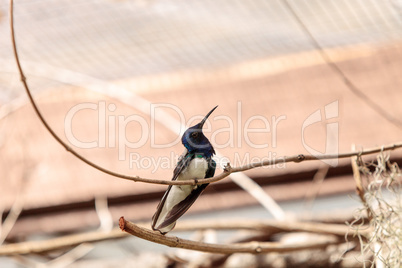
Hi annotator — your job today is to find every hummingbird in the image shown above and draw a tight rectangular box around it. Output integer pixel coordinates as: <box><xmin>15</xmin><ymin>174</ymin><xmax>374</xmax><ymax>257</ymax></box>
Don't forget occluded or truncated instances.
<box><xmin>152</xmin><ymin>106</ymin><xmax>218</xmax><ymax>234</ymax></box>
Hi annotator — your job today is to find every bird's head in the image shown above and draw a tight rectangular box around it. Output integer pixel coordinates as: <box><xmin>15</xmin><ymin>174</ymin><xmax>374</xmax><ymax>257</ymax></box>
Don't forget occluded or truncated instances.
<box><xmin>182</xmin><ymin>106</ymin><xmax>217</xmax><ymax>157</ymax></box>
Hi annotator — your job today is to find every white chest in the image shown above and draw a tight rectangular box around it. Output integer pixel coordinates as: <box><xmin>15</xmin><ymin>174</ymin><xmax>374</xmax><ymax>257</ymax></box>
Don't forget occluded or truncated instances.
<box><xmin>177</xmin><ymin>157</ymin><xmax>208</xmax><ymax>181</ymax></box>
<box><xmin>163</xmin><ymin>157</ymin><xmax>208</xmax><ymax>212</ymax></box>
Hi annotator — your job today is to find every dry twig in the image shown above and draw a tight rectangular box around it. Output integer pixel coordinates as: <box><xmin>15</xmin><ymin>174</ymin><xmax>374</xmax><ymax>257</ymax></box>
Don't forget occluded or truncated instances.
<box><xmin>0</xmin><ymin>218</ymin><xmax>372</xmax><ymax>256</ymax></box>
<box><xmin>349</xmin><ymin>154</ymin><xmax>402</xmax><ymax>267</ymax></box>
<box><xmin>119</xmin><ymin>217</ymin><xmax>344</xmax><ymax>254</ymax></box>
<box><xmin>351</xmin><ymin>145</ymin><xmax>372</xmax><ymax>222</ymax></box>
<box><xmin>0</xmin><ymin>228</ymin><xmax>126</xmax><ymax>256</ymax></box>
<box><xmin>303</xmin><ymin>164</ymin><xmax>330</xmax><ymax>211</ymax></box>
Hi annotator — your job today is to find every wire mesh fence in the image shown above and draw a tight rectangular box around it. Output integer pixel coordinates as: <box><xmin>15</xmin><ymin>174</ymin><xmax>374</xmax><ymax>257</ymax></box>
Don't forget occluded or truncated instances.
<box><xmin>1</xmin><ymin>0</ymin><xmax>402</xmax><ymax>84</ymax></box>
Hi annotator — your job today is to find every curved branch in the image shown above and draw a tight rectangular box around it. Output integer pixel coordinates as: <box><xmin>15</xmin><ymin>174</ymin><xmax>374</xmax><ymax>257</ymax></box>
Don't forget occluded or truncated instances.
<box><xmin>9</xmin><ymin>1</ymin><xmax>402</xmax><ymax>186</ymax></box>
<box><xmin>0</xmin><ymin>218</ymin><xmax>372</xmax><ymax>256</ymax></box>
<box><xmin>119</xmin><ymin>217</ymin><xmax>344</xmax><ymax>254</ymax></box>
<box><xmin>0</xmin><ymin>228</ymin><xmax>126</xmax><ymax>256</ymax></box>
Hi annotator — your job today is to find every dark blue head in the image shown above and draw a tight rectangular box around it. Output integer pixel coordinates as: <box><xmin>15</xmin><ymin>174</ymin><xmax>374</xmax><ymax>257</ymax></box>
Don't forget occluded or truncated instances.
<box><xmin>182</xmin><ymin>106</ymin><xmax>217</xmax><ymax>158</ymax></box>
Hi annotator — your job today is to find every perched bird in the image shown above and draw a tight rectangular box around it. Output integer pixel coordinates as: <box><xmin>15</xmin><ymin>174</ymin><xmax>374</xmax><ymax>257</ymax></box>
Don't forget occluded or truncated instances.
<box><xmin>152</xmin><ymin>106</ymin><xmax>218</xmax><ymax>234</ymax></box>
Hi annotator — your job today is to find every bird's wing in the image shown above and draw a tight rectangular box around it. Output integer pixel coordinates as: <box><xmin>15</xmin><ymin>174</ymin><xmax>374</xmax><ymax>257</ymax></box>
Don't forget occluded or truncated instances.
<box><xmin>205</xmin><ymin>158</ymin><xmax>216</xmax><ymax>178</ymax></box>
<box><xmin>172</xmin><ymin>150</ymin><xmax>194</xmax><ymax>181</ymax></box>
<box><xmin>151</xmin><ymin>151</ymin><xmax>194</xmax><ymax>229</ymax></box>
<box><xmin>157</xmin><ymin>158</ymin><xmax>216</xmax><ymax>229</ymax></box>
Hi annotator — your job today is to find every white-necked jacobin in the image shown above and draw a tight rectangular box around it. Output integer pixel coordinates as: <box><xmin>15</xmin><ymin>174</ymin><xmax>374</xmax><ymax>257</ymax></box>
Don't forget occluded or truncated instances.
<box><xmin>152</xmin><ymin>106</ymin><xmax>218</xmax><ymax>234</ymax></box>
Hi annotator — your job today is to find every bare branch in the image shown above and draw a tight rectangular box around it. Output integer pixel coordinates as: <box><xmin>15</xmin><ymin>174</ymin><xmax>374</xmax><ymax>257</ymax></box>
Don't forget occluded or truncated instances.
<box><xmin>174</xmin><ymin>219</ymin><xmax>372</xmax><ymax>238</ymax></box>
<box><xmin>351</xmin><ymin>145</ymin><xmax>372</xmax><ymax>222</ymax></box>
<box><xmin>225</xmin><ymin>171</ymin><xmax>285</xmax><ymax>220</ymax></box>
<box><xmin>0</xmin><ymin>228</ymin><xmax>126</xmax><ymax>256</ymax></box>
<box><xmin>43</xmin><ymin>243</ymin><xmax>94</xmax><ymax>267</ymax></box>
<box><xmin>119</xmin><ymin>217</ymin><xmax>346</xmax><ymax>254</ymax></box>
<box><xmin>195</xmin><ymin>142</ymin><xmax>402</xmax><ymax>186</ymax></box>
<box><xmin>0</xmin><ymin>198</ymin><xmax>23</xmax><ymax>245</ymax></box>
<box><xmin>94</xmin><ymin>196</ymin><xmax>113</xmax><ymax>232</ymax></box>
<box><xmin>303</xmin><ymin>164</ymin><xmax>330</xmax><ymax>212</ymax></box>
<box><xmin>0</xmin><ymin>218</ymin><xmax>371</xmax><ymax>256</ymax></box>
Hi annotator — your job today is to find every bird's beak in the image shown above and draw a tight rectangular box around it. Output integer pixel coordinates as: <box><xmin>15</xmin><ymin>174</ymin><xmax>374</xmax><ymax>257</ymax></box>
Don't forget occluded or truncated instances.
<box><xmin>199</xmin><ymin>105</ymin><xmax>218</xmax><ymax>128</ymax></box>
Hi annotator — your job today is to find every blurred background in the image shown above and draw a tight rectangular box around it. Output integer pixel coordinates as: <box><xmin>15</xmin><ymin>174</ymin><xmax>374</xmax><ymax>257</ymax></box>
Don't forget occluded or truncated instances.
<box><xmin>1</xmin><ymin>0</ymin><xmax>402</xmax><ymax>267</ymax></box>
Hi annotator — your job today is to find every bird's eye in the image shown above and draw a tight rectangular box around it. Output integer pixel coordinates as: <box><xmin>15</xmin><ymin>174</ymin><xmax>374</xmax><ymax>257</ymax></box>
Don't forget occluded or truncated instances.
<box><xmin>191</xmin><ymin>132</ymin><xmax>199</xmax><ymax>138</ymax></box>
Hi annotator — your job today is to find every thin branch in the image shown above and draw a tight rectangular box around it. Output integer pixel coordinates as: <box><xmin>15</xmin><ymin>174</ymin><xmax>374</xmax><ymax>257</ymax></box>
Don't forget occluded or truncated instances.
<box><xmin>0</xmin><ymin>228</ymin><xmax>126</xmax><ymax>256</ymax></box>
<box><xmin>303</xmin><ymin>164</ymin><xmax>330</xmax><ymax>212</ymax></box>
<box><xmin>9</xmin><ymin>1</ymin><xmax>402</xmax><ymax>187</ymax></box>
<box><xmin>42</xmin><ymin>243</ymin><xmax>94</xmax><ymax>268</ymax></box>
<box><xmin>351</xmin><ymin>145</ymin><xmax>373</xmax><ymax>222</ymax></box>
<box><xmin>0</xmin><ymin>197</ymin><xmax>23</xmax><ymax>245</ymax></box>
<box><xmin>225</xmin><ymin>171</ymin><xmax>285</xmax><ymax>220</ymax></box>
<box><xmin>197</xmin><ymin>142</ymin><xmax>402</xmax><ymax>186</ymax></box>
<box><xmin>0</xmin><ymin>140</ymin><xmax>30</xmax><ymax>245</ymax></box>
<box><xmin>10</xmin><ymin>255</ymin><xmax>40</xmax><ymax>267</ymax></box>
<box><xmin>119</xmin><ymin>217</ymin><xmax>346</xmax><ymax>254</ymax></box>
<box><xmin>174</xmin><ymin>219</ymin><xmax>372</xmax><ymax>238</ymax></box>
<box><xmin>0</xmin><ymin>218</ymin><xmax>371</xmax><ymax>256</ymax></box>
<box><xmin>94</xmin><ymin>196</ymin><xmax>113</xmax><ymax>232</ymax></box>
